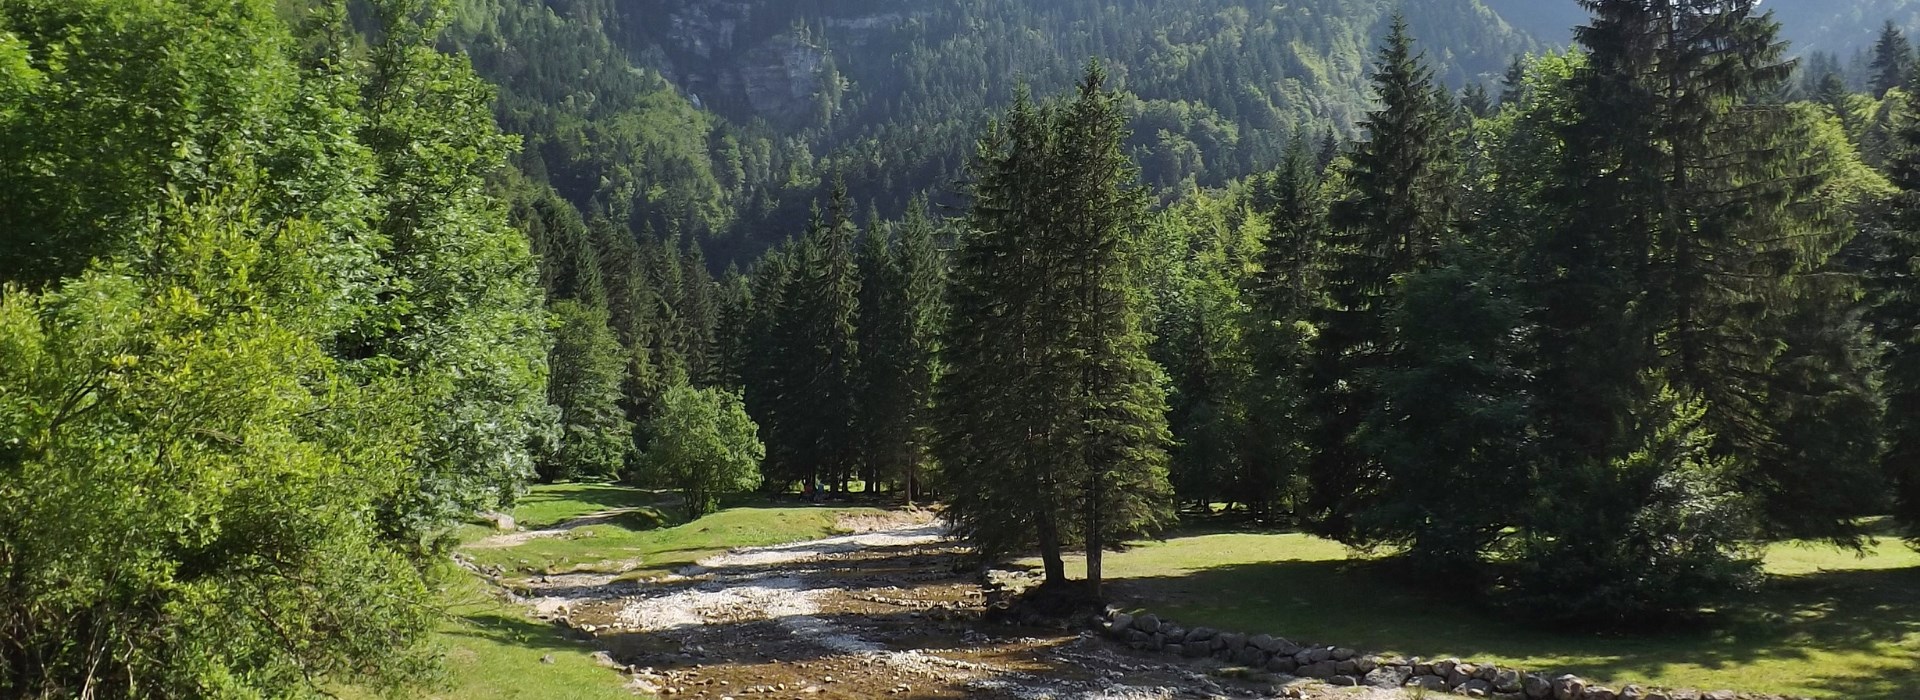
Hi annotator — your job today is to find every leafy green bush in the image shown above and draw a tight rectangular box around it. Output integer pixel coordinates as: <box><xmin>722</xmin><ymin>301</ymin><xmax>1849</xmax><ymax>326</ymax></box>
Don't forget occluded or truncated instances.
<box><xmin>0</xmin><ymin>199</ymin><xmax>437</xmax><ymax>697</ymax></box>
<box><xmin>637</xmin><ymin>384</ymin><xmax>765</xmax><ymax>519</ymax></box>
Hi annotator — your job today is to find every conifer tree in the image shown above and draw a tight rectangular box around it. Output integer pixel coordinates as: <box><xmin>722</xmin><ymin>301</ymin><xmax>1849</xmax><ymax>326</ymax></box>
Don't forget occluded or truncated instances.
<box><xmin>937</xmin><ymin>66</ymin><xmax>1172</xmax><ymax>595</ymax></box>
<box><xmin>1872</xmin><ymin>20</ymin><xmax>1913</xmax><ymax>98</ymax></box>
<box><xmin>1242</xmin><ymin>133</ymin><xmax>1324</xmax><ymax>518</ymax></box>
<box><xmin>895</xmin><ymin>198</ymin><xmax>948</xmax><ymax>501</ymax></box>
<box><xmin>780</xmin><ymin>186</ymin><xmax>863</xmax><ymax>491</ymax></box>
<box><xmin>1876</xmin><ymin>86</ymin><xmax>1920</xmax><ymax>534</ymax></box>
<box><xmin>679</xmin><ymin>238</ymin><xmax>719</xmax><ymax>386</ymax></box>
<box><xmin>1304</xmin><ymin>15</ymin><xmax>1459</xmax><ymax>538</ymax></box>
<box><xmin>714</xmin><ymin>262</ymin><xmax>753</xmax><ymax>392</ymax></box>
<box><xmin>542</xmin><ymin>300</ymin><xmax>632</xmax><ymax>482</ymax></box>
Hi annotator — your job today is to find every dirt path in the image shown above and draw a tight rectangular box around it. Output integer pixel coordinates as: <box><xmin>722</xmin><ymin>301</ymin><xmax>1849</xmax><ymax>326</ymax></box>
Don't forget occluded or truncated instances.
<box><xmin>513</xmin><ymin>516</ymin><xmax>1406</xmax><ymax>699</ymax></box>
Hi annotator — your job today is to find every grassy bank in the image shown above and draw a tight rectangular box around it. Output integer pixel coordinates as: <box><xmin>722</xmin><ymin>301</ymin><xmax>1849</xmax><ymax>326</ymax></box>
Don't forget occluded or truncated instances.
<box><xmin>1096</xmin><ymin>527</ymin><xmax>1920</xmax><ymax>698</ymax></box>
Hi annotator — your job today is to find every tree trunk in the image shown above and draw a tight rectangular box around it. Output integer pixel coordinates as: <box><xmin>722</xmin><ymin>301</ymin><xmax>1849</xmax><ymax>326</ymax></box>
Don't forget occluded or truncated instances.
<box><xmin>1038</xmin><ymin>515</ymin><xmax>1067</xmax><ymax>585</ymax></box>
<box><xmin>1086</xmin><ymin>473</ymin><xmax>1104</xmax><ymax>600</ymax></box>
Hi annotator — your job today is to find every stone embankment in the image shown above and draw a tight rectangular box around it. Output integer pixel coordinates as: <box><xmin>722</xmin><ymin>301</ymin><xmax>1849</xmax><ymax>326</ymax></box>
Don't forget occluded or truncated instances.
<box><xmin>1099</xmin><ymin>609</ymin><xmax>1806</xmax><ymax>700</ymax></box>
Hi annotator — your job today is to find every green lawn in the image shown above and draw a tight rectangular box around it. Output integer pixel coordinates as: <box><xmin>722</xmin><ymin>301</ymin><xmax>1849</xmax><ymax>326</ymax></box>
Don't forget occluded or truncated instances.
<box><xmin>1095</xmin><ymin>528</ymin><xmax>1920</xmax><ymax>698</ymax></box>
<box><xmin>463</xmin><ymin>490</ymin><xmax>885</xmax><ymax>578</ymax></box>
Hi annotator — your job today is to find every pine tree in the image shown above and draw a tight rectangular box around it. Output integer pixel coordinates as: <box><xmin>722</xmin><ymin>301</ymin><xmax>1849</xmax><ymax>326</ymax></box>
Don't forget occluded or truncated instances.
<box><xmin>679</xmin><ymin>238</ymin><xmax>719</xmax><ymax>386</ymax></box>
<box><xmin>1304</xmin><ymin>15</ymin><xmax>1459</xmax><ymax>538</ymax></box>
<box><xmin>1577</xmin><ymin>0</ymin><xmax>1859</xmax><ymax>537</ymax></box>
<box><xmin>895</xmin><ymin>197</ymin><xmax>947</xmax><ymax>501</ymax></box>
<box><xmin>781</xmin><ymin>186</ymin><xmax>863</xmax><ymax>492</ymax></box>
<box><xmin>1242</xmin><ymin>133</ymin><xmax>1324</xmax><ymax>519</ymax></box>
<box><xmin>542</xmin><ymin>300</ymin><xmax>633</xmax><ymax>482</ymax></box>
<box><xmin>1877</xmin><ymin>86</ymin><xmax>1920</xmax><ymax>535</ymax></box>
<box><xmin>1872</xmin><ymin>20</ymin><xmax>1912</xmax><ymax>98</ymax></box>
<box><xmin>856</xmin><ymin>215</ymin><xmax>906</xmax><ymax>492</ymax></box>
<box><xmin>714</xmin><ymin>262</ymin><xmax>753</xmax><ymax>392</ymax></box>
<box><xmin>936</xmin><ymin>66</ymin><xmax>1172</xmax><ymax>595</ymax></box>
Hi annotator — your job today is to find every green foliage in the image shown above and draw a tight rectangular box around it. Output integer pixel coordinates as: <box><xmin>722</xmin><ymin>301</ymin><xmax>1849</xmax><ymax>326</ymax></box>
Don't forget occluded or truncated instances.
<box><xmin>1499</xmin><ymin>384</ymin><xmax>1763</xmax><ymax>622</ymax></box>
<box><xmin>541</xmin><ymin>300</ymin><xmax>632</xmax><ymax>483</ymax></box>
<box><xmin>1355</xmin><ymin>250</ymin><xmax>1534</xmax><ymax>572</ymax></box>
<box><xmin>1306</xmin><ymin>16</ymin><xmax>1462</xmax><ymax>538</ymax></box>
<box><xmin>638</xmin><ymin>384</ymin><xmax>766</xmax><ymax>519</ymax></box>
<box><xmin>0</xmin><ymin>197</ymin><xmax>435</xmax><ymax>697</ymax></box>
<box><xmin>937</xmin><ymin>66</ymin><xmax>1174</xmax><ymax>591</ymax></box>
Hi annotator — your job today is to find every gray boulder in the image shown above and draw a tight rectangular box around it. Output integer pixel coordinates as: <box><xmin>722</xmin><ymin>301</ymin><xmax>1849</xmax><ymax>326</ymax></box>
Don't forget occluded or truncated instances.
<box><xmin>1185</xmin><ymin>626</ymin><xmax>1216</xmax><ymax>643</ymax></box>
<box><xmin>1522</xmin><ymin>674</ymin><xmax>1551</xmax><ymax>699</ymax></box>
<box><xmin>1332</xmin><ymin>647</ymin><xmax>1356</xmax><ymax>661</ymax></box>
<box><xmin>1363</xmin><ymin>665</ymin><xmax>1411</xmax><ymax>689</ymax></box>
<box><xmin>1107</xmin><ymin>613</ymin><xmax>1133</xmax><ymax>637</ymax></box>
<box><xmin>1266</xmin><ymin>656</ymin><xmax>1298</xmax><ymax>674</ymax></box>
<box><xmin>1409</xmin><ymin>675</ymin><xmax>1450</xmax><ymax>691</ymax></box>
<box><xmin>1459</xmin><ymin>679</ymin><xmax>1494</xmax><ymax>697</ymax></box>
<box><xmin>1163</xmin><ymin>643</ymin><xmax>1182</xmax><ymax>657</ymax></box>
<box><xmin>1450</xmin><ymin>663</ymin><xmax>1480</xmax><ymax>688</ymax></box>
<box><xmin>1135</xmin><ymin>614</ymin><xmax>1161</xmax><ymax>633</ymax></box>
<box><xmin>1329</xmin><ymin>675</ymin><xmax>1360</xmax><ymax>687</ymax></box>
<box><xmin>1585</xmin><ymin>688</ymin><xmax>1618</xmax><ymax>700</ymax></box>
<box><xmin>1553</xmin><ymin>674</ymin><xmax>1588</xmax><ymax>700</ymax></box>
<box><xmin>1249</xmin><ymin>634</ymin><xmax>1277</xmax><ymax>652</ymax></box>
<box><xmin>1494</xmin><ymin>668</ymin><xmax>1523</xmax><ymax>693</ymax></box>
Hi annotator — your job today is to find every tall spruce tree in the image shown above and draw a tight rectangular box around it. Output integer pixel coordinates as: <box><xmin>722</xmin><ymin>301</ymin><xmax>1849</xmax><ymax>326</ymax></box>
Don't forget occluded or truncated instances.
<box><xmin>936</xmin><ymin>66</ymin><xmax>1171</xmax><ymax>595</ymax></box>
<box><xmin>1304</xmin><ymin>15</ymin><xmax>1459</xmax><ymax>538</ymax></box>
<box><xmin>1872</xmin><ymin>20</ymin><xmax>1913</xmax><ymax>98</ymax></box>
<box><xmin>1242</xmin><ymin>133</ymin><xmax>1325</xmax><ymax>519</ymax></box>
<box><xmin>1877</xmin><ymin>86</ymin><xmax>1920</xmax><ymax>534</ymax></box>
<box><xmin>896</xmin><ymin>197</ymin><xmax>948</xmax><ymax>501</ymax></box>
<box><xmin>856</xmin><ymin>216</ymin><xmax>907</xmax><ymax>492</ymax></box>
<box><xmin>781</xmin><ymin>186</ymin><xmax>863</xmax><ymax>491</ymax></box>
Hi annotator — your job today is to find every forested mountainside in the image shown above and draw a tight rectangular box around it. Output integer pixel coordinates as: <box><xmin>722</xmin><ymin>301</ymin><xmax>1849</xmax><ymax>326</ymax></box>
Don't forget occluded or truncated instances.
<box><xmin>1486</xmin><ymin>0</ymin><xmax>1920</xmax><ymax>55</ymax></box>
<box><xmin>441</xmin><ymin>0</ymin><xmax>1920</xmax><ymax>262</ymax></box>
<box><xmin>440</xmin><ymin>0</ymin><xmax>1541</xmax><ymax>256</ymax></box>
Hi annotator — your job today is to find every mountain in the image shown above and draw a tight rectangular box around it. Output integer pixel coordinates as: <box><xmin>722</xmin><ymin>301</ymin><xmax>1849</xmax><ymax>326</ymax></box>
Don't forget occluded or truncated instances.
<box><xmin>443</xmin><ymin>0</ymin><xmax>1543</xmax><ymax>254</ymax></box>
<box><xmin>444</xmin><ymin>0</ymin><xmax>1915</xmax><ymax>257</ymax></box>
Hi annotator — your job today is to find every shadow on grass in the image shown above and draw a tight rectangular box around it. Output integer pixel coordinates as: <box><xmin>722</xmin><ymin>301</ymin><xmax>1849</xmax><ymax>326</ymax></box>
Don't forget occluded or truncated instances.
<box><xmin>1111</xmin><ymin>555</ymin><xmax>1920</xmax><ymax>698</ymax></box>
<box><xmin>442</xmin><ymin>610</ymin><xmax>591</xmax><ymax>656</ymax></box>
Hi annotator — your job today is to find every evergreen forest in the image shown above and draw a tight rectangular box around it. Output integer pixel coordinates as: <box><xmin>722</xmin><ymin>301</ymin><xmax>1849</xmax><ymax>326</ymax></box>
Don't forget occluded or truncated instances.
<box><xmin>8</xmin><ymin>0</ymin><xmax>1920</xmax><ymax>697</ymax></box>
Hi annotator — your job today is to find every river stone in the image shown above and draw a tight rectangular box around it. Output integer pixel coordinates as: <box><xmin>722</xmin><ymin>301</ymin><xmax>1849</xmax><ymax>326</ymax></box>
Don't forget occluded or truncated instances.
<box><xmin>1185</xmin><ymin>626</ymin><xmax>1216</xmax><ymax>643</ymax></box>
<box><xmin>1523</xmin><ymin>674</ymin><xmax>1551</xmax><ymax>699</ymax></box>
<box><xmin>1450</xmin><ymin>663</ymin><xmax>1479</xmax><ymax>687</ymax></box>
<box><xmin>1107</xmin><ymin>613</ymin><xmax>1133</xmax><ymax>636</ymax></box>
<box><xmin>1234</xmin><ymin>647</ymin><xmax>1265</xmax><ymax>666</ymax></box>
<box><xmin>1164</xmin><ymin>625</ymin><xmax>1185</xmax><ymax>641</ymax></box>
<box><xmin>1494</xmin><ymin>668</ymin><xmax>1523</xmax><ymax>693</ymax></box>
<box><xmin>1414</xmin><ymin>660</ymin><xmax>1434</xmax><ymax>676</ymax></box>
<box><xmin>1135</xmin><ymin>614</ymin><xmax>1161</xmax><ymax>633</ymax></box>
<box><xmin>1364</xmin><ymin>666</ymin><xmax>1410</xmax><ymax>688</ymax></box>
<box><xmin>1331</xmin><ymin>647</ymin><xmax>1356</xmax><ymax>661</ymax></box>
<box><xmin>1460</xmin><ymin>679</ymin><xmax>1494</xmax><ymax>698</ymax></box>
<box><xmin>1585</xmin><ymin>688</ymin><xmax>1617</xmax><ymax>700</ymax></box>
<box><xmin>1409</xmin><ymin>675</ymin><xmax>1449</xmax><ymax>691</ymax></box>
<box><xmin>1293</xmin><ymin>649</ymin><xmax>1314</xmax><ymax>665</ymax></box>
<box><xmin>1249</xmin><ymin>634</ymin><xmax>1277</xmax><ymax>652</ymax></box>
<box><xmin>1308</xmin><ymin>646</ymin><xmax>1333</xmax><ymax>663</ymax></box>
<box><xmin>1618</xmin><ymin>685</ymin><xmax>1645</xmax><ymax>700</ymax></box>
<box><xmin>1553</xmin><ymin>675</ymin><xmax>1587</xmax><ymax>700</ymax></box>
<box><xmin>1223</xmin><ymin>632</ymin><xmax>1247</xmax><ymax>651</ymax></box>
<box><xmin>1353</xmin><ymin>656</ymin><xmax>1378</xmax><ymax>673</ymax></box>
<box><xmin>1267</xmin><ymin>656</ymin><xmax>1298</xmax><ymax>674</ymax></box>
<box><xmin>1273</xmin><ymin>637</ymin><xmax>1302</xmax><ymax>656</ymax></box>
<box><xmin>1434</xmin><ymin>659</ymin><xmax>1460</xmax><ymax>680</ymax></box>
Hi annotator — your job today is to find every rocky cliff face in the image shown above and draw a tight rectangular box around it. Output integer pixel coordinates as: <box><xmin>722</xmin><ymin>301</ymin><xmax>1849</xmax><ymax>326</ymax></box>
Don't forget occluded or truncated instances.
<box><xmin>641</xmin><ymin>0</ymin><xmax>912</xmax><ymax>123</ymax></box>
